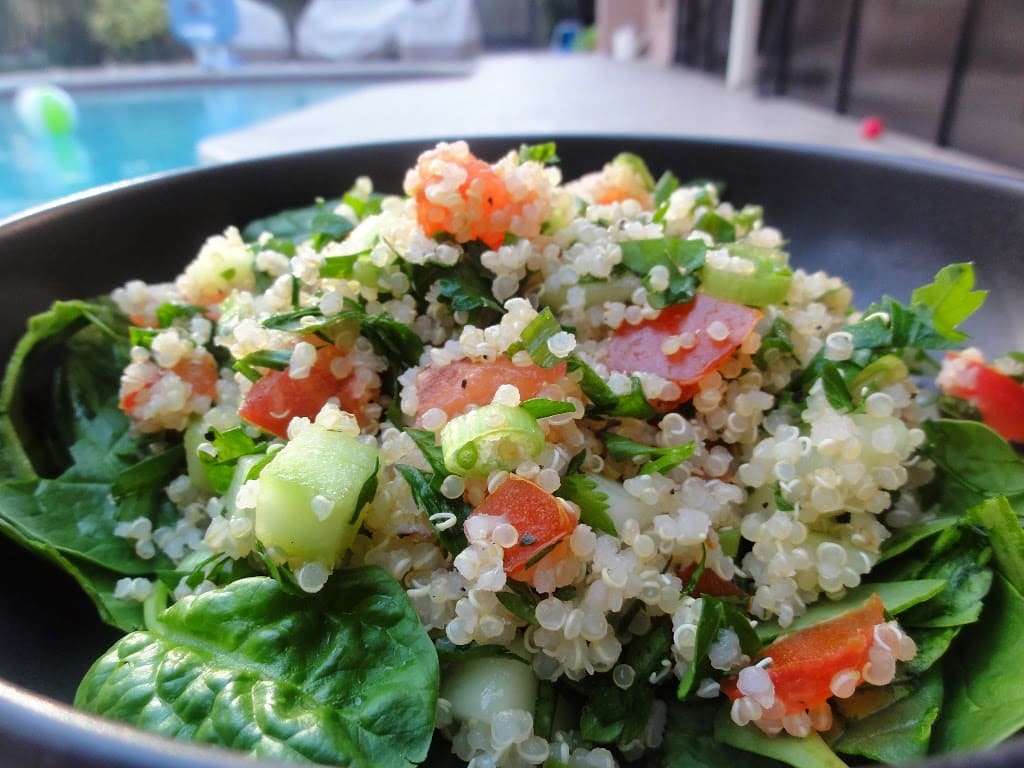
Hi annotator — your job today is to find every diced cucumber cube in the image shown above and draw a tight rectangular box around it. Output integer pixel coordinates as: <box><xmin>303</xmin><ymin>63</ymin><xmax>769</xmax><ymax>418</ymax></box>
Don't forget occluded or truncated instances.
<box><xmin>255</xmin><ymin>425</ymin><xmax>378</xmax><ymax>568</ymax></box>
<box><xmin>442</xmin><ymin>657</ymin><xmax>539</xmax><ymax>725</ymax></box>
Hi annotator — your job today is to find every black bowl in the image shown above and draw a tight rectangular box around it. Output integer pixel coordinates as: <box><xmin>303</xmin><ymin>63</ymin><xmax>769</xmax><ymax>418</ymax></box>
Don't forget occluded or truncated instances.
<box><xmin>1</xmin><ymin>136</ymin><xmax>1023</xmax><ymax>767</ymax></box>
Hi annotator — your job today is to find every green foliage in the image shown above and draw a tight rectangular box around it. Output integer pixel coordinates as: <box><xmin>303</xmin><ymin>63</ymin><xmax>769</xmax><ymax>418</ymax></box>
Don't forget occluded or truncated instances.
<box><xmin>676</xmin><ymin>597</ymin><xmax>760</xmax><ymax>700</ymax></box>
<box><xmin>755</xmin><ymin>579</ymin><xmax>947</xmax><ymax>644</ymax></box>
<box><xmin>243</xmin><ymin>198</ymin><xmax>343</xmax><ymax>244</ymax></box>
<box><xmin>832</xmin><ymin>668</ymin><xmax>943</xmax><ymax>764</ymax></box>
<box><xmin>579</xmin><ymin>623</ymin><xmax>673</xmax><ymax>749</ymax></box>
<box><xmin>714</xmin><ymin>707</ymin><xmax>847</xmax><ymax>768</ymax></box>
<box><xmin>933</xmin><ymin>574</ymin><xmax>1024</xmax><ymax>752</ymax></box>
<box><xmin>556</xmin><ymin>471</ymin><xmax>616</xmax><ymax>536</ymax></box>
<box><xmin>618</xmin><ymin>237</ymin><xmax>706</xmax><ymax>309</ymax></box>
<box><xmin>565</xmin><ymin>355</ymin><xmax>656</xmax><ymax>420</ymax></box>
<box><xmin>0</xmin><ymin>299</ymin><xmax>176</xmax><ymax>631</ymax></box>
<box><xmin>604</xmin><ymin>432</ymin><xmax>695</xmax><ymax>475</ymax></box>
<box><xmin>88</xmin><ymin>0</ymin><xmax>169</xmax><ymax>59</ymax></box>
<box><xmin>506</xmin><ymin>307</ymin><xmax>564</xmax><ymax>368</ymax></box>
<box><xmin>661</xmin><ymin>701</ymin><xmax>779</xmax><ymax>768</ymax></box>
<box><xmin>76</xmin><ymin>571</ymin><xmax>439</xmax><ymax>767</ymax></box>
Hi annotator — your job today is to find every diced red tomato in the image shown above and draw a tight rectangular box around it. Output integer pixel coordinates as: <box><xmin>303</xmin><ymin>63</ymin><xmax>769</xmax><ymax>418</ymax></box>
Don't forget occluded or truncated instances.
<box><xmin>937</xmin><ymin>351</ymin><xmax>1024</xmax><ymax>442</ymax></box>
<box><xmin>722</xmin><ymin>594</ymin><xmax>885</xmax><ymax>714</ymax></box>
<box><xmin>408</xmin><ymin>143</ymin><xmax>542</xmax><ymax>249</ymax></box>
<box><xmin>677</xmin><ymin>562</ymin><xmax>745</xmax><ymax>598</ymax></box>
<box><xmin>605</xmin><ymin>294</ymin><xmax>761</xmax><ymax>408</ymax></box>
<box><xmin>469</xmin><ymin>475</ymin><xmax>578</xmax><ymax>589</ymax></box>
<box><xmin>239</xmin><ymin>345</ymin><xmax>376</xmax><ymax>439</ymax></box>
<box><xmin>414</xmin><ymin>358</ymin><xmax>567</xmax><ymax>424</ymax></box>
<box><xmin>119</xmin><ymin>352</ymin><xmax>219</xmax><ymax>414</ymax></box>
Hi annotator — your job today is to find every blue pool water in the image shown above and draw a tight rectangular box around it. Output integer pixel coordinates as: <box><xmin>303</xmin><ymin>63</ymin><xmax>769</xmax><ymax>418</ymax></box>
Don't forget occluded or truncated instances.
<box><xmin>0</xmin><ymin>81</ymin><xmax>357</xmax><ymax>219</ymax></box>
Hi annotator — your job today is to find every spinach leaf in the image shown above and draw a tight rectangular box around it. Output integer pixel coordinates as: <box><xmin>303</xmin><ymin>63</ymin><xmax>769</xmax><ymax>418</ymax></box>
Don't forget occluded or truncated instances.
<box><xmin>933</xmin><ymin>574</ymin><xmax>1024</xmax><ymax>753</ymax></box>
<box><xmin>895</xmin><ymin>543</ymin><xmax>992</xmax><ymax>629</ymax></box>
<box><xmin>309</xmin><ymin>212</ymin><xmax>355</xmax><ymax>251</ymax></box>
<box><xmin>110</xmin><ymin>444</ymin><xmax>184</xmax><ymax>498</ymax></box>
<box><xmin>242</xmin><ymin>198</ymin><xmax>342</xmax><ymax>244</ymax></box>
<box><xmin>713</xmin><ymin>706</ymin><xmax>847</xmax><ymax>768</ymax></box>
<box><xmin>922</xmin><ymin>419</ymin><xmax>1024</xmax><ymax>515</ymax></box>
<box><xmin>0</xmin><ymin>477</ymin><xmax>169</xmax><ymax>575</ymax></box>
<box><xmin>433</xmin><ymin>637</ymin><xmax>512</xmax><ymax>663</ymax></box>
<box><xmin>832</xmin><ymin>667</ymin><xmax>943</xmax><ymax>764</ymax></box>
<box><xmin>76</xmin><ymin>571</ymin><xmax>438</xmax><ymax>768</ymax></box>
<box><xmin>902</xmin><ymin>626</ymin><xmax>961</xmax><ymax>676</ymax></box>
<box><xmin>0</xmin><ymin>513</ymin><xmax>143</xmax><ymax>632</ymax></box>
<box><xmin>967</xmin><ymin>496</ymin><xmax>1024</xmax><ymax>592</ymax></box>
<box><xmin>879</xmin><ymin>517</ymin><xmax>958</xmax><ymax>563</ymax></box>
<box><xmin>0</xmin><ymin>299</ymin><xmax>180</xmax><ymax>628</ymax></box>
<box><xmin>1</xmin><ymin>299</ymin><xmax>128</xmax><ymax>480</ymax></box>
<box><xmin>659</xmin><ymin>700</ymin><xmax>781</xmax><ymax>768</ymax></box>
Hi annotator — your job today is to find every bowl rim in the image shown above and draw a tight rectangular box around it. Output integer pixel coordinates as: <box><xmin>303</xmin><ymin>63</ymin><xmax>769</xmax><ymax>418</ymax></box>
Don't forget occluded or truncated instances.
<box><xmin>2</xmin><ymin>133</ymin><xmax>1023</xmax><ymax>233</ymax></box>
<box><xmin>2</xmin><ymin>134</ymin><xmax>1023</xmax><ymax>768</ymax></box>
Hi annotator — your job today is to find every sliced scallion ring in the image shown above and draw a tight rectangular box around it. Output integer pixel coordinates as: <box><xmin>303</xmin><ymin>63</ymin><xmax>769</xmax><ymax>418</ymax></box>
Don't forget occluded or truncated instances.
<box><xmin>440</xmin><ymin>404</ymin><xmax>545</xmax><ymax>477</ymax></box>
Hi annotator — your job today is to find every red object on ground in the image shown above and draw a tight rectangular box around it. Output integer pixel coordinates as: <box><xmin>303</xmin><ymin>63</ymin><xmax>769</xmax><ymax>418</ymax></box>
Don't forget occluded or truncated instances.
<box><xmin>606</xmin><ymin>293</ymin><xmax>761</xmax><ymax>408</ymax></box>
<box><xmin>860</xmin><ymin>116</ymin><xmax>885</xmax><ymax>140</ymax></box>
<box><xmin>722</xmin><ymin>594</ymin><xmax>885</xmax><ymax>714</ymax></box>
<box><xmin>938</xmin><ymin>351</ymin><xmax>1024</xmax><ymax>442</ymax></box>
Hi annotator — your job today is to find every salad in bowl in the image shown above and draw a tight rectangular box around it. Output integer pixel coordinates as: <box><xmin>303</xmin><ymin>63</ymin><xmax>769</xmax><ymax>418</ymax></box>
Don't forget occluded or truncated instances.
<box><xmin>2</xmin><ymin>140</ymin><xmax>1023</xmax><ymax>768</ymax></box>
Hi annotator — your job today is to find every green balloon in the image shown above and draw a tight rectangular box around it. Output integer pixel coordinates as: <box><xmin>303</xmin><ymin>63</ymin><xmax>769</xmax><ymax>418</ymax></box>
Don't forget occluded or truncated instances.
<box><xmin>40</xmin><ymin>91</ymin><xmax>75</xmax><ymax>136</ymax></box>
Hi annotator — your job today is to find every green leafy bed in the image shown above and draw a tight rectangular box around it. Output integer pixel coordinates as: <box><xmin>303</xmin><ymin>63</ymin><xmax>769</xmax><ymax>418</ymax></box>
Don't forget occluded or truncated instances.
<box><xmin>2</xmin><ymin>188</ymin><xmax>1024</xmax><ymax>768</ymax></box>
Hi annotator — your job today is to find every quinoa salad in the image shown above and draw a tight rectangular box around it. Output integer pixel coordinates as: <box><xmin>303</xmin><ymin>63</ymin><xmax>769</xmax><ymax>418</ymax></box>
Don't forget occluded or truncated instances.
<box><xmin>2</xmin><ymin>140</ymin><xmax>1024</xmax><ymax>768</ymax></box>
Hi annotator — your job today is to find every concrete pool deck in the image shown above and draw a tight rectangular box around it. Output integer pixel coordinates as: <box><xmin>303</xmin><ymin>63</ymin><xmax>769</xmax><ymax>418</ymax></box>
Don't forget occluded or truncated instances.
<box><xmin>0</xmin><ymin>59</ymin><xmax>472</xmax><ymax>94</ymax></box>
<box><xmin>197</xmin><ymin>52</ymin><xmax>1020</xmax><ymax>179</ymax></box>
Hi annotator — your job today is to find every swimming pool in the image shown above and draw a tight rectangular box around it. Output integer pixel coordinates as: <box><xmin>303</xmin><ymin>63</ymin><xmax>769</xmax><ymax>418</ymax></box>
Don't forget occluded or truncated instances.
<box><xmin>0</xmin><ymin>81</ymin><xmax>358</xmax><ymax>219</ymax></box>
